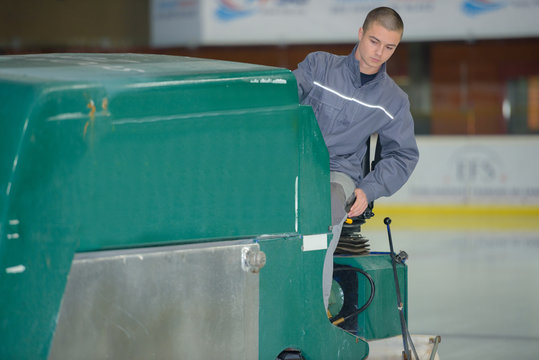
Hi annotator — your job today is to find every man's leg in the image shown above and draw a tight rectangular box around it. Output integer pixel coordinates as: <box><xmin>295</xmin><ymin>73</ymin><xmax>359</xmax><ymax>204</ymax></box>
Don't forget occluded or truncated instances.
<box><xmin>322</xmin><ymin>172</ymin><xmax>356</xmax><ymax>309</ymax></box>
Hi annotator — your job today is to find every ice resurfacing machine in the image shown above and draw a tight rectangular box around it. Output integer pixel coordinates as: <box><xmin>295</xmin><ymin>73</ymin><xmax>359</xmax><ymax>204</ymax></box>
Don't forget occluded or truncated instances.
<box><xmin>0</xmin><ymin>54</ymin><xmax>439</xmax><ymax>359</ymax></box>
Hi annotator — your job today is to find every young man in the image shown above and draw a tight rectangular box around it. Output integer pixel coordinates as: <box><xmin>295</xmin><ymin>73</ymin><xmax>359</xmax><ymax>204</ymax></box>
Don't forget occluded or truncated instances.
<box><xmin>293</xmin><ymin>7</ymin><xmax>419</xmax><ymax>309</ymax></box>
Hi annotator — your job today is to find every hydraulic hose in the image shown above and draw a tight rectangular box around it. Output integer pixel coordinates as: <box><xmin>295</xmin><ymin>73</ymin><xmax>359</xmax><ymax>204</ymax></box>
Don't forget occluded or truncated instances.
<box><xmin>330</xmin><ymin>265</ymin><xmax>375</xmax><ymax>326</ymax></box>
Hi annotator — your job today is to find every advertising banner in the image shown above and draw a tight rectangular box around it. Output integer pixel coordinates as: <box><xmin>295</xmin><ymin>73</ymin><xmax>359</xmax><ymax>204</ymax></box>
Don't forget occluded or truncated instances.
<box><xmin>151</xmin><ymin>0</ymin><xmax>539</xmax><ymax>46</ymax></box>
<box><xmin>380</xmin><ymin>136</ymin><xmax>539</xmax><ymax>206</ymax></box>
<box><xmin>151</xmin><ymin>0</ymin><xmax>202</xmax><ymax>47</ymax></box>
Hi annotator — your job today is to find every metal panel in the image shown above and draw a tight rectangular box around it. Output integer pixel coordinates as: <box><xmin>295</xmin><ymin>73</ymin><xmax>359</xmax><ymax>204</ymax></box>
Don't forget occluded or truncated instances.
<box><xmin>258</xmin><ymin>236</ymin><xmax>369</xmax><ymax>360</ymax></box>
<box><xmin>334</xmin><ymin>254</ymin><xmax>407</xmax><ymax>340</ymax></box>
<box><xmin>49</xmin><ymin>241</ymin><xmax>260</xmax><ymax>360</ymax></box>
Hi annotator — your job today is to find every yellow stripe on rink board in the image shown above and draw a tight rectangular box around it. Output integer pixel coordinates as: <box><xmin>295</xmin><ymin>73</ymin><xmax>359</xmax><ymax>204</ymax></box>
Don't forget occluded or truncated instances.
<box><xmin>364</xmin><ymin>205</ymin><xmax>539</xmax><ymax>231</ymax></box>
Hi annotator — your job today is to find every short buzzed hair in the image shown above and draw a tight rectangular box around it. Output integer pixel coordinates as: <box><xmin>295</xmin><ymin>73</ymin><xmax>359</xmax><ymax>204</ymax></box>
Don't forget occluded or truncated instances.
<box><xmin>363</xmin><ymin>7</ymin><xmax>404</xmax><ymax>34</ymax></box>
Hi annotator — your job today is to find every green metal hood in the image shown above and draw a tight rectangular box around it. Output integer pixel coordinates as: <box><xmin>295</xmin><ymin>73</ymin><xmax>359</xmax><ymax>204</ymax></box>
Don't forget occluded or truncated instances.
<box><xmin>0</xmin><ymin>53</ymin><xmax>329</xmax><ymax>250</ymax></box>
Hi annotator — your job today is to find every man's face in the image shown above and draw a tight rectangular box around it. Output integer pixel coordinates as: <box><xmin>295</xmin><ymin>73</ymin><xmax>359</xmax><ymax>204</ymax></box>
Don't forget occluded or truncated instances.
<box><xmin>356</xmin><ymin>22</ymin><xmax>402</xmax><ymax>75</ymax></box>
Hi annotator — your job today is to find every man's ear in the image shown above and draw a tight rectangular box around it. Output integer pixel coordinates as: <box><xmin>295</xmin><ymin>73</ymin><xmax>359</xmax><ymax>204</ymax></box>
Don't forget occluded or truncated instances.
<box><xmin>358</xmin><ymin>27</ymin><xmax>364</xmax><ymax>41</ymax></box>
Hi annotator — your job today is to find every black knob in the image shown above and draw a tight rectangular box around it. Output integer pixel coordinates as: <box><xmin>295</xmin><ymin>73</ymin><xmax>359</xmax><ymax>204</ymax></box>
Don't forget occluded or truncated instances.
<box><xmin>384</xmin><ymin>217</ymin><xmax>391</xmax><ymax>225</ymax></box>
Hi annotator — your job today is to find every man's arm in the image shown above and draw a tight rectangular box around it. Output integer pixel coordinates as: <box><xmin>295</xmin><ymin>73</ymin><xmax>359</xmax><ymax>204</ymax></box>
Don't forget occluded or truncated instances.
<box><xmin>293</xmin><ymin>52</ymin><xmax>321</xmax><ymax>103</ymax></box>
<box><xmin>356</xmin><ymin>104</ymin><xmax>419</xmax><ymax>206</ymax></box>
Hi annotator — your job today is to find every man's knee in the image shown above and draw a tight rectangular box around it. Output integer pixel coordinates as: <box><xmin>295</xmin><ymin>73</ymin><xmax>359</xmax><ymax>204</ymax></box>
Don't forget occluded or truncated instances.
<box><xmin>330</xmin><ymin>182</ymin><xmax>346</xmax><ymax>205</ymax></box>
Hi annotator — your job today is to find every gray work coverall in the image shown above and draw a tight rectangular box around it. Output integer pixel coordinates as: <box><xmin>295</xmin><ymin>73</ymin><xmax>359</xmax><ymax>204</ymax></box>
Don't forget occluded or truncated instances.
<box><xmin>293</xmin><ymin>44</ymin><xmax>419</xmax><ymax>308</ymax></box>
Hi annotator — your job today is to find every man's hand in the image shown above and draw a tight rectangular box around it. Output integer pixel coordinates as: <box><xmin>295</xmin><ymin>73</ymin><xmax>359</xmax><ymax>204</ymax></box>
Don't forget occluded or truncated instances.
<box><xmin>348</xmin><ymin>188</ymin><xmax>368</xmax><ymax>217</ymax></box>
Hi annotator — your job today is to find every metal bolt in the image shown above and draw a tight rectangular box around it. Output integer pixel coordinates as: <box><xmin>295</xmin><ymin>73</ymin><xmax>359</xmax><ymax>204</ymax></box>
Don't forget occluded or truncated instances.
<box><xmin>242</xmin><ymin>247</ymin><xmax>266</xmax><ymax>273</ymax></box>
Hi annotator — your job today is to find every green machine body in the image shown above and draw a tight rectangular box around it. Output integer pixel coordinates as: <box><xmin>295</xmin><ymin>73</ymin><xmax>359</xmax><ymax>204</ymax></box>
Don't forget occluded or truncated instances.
<box><xmin>0</xmin><ymin>54</ymin><xmax>369</xmax><ymax>359</ymax></box>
